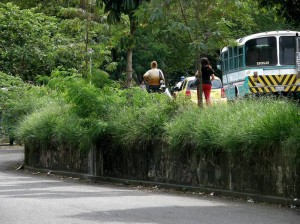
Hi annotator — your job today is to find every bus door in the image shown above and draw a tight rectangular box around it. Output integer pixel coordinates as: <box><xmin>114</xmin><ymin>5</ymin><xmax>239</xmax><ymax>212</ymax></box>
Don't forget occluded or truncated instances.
<box><xmin>296</xmin><ymin>36</ymin><xmax>300</xmax><ymax>72</ymax></box>
<box><xmin>296</xmin><ymin>36</ymin><xmax>300</xmax><ymax>94</ymax></box>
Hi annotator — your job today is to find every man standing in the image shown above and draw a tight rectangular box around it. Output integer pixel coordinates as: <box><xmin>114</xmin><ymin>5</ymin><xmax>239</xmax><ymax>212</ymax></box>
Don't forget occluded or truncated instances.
<box><xmin>143</xmin><ymin>61</ymin><xmax>165</xmax><ymax>93</ymax></box>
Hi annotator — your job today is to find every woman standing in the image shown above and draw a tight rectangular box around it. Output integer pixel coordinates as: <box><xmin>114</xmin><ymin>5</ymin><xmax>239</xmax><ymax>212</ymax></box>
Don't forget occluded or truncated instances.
<box><xmin>200</xmin><ymin>57</ymin><xmax>215</xmax><ymax>106</ymax></box>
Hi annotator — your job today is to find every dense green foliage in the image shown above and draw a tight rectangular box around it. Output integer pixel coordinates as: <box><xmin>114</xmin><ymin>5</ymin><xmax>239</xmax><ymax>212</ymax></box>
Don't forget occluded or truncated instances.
<box><xmin>0</xmin><ymin>72</ymin><xmax>29</xmax><ymax>140</ymax></box>
<box><xmin>0</xmin><ymin>1</ymin><xmax>299</xmax><ymax>159</ymax></box>
<box><xmin>108</xmin><ymin>88</ymin><xmax>178</xmax><ymax>149</ymax></box>
<box><xmin>258</xmin><ymin>0</ymin><xmax>300</xmax><ymax>25</ymax></box>
<box><xmin>14</xmin><ymin>81</ymin><xmax>300</xmax><ymax>159</ymax></box>
<box><xmin>0</xmin><ymin>3</ymin><xmax>58</xmax><ymax>80</ymax></box>
<box><xmin>1</xmin><ymin>1</ymin><xmax>295</xmax><ymax>84</ymax></box>
<box><xmin>0</xmin><ymin>2</ymin><xmax>121</xmax><ymax>82</ymax></box>
<box><xmin>0</xmin><ymin>70</ymin><xmax>299</xmax><ymax>162</ymax></box>
<box><xmin>166</xmin><ymin>98</ymin><xmax>299</xmax><ymax>153</ymax></box>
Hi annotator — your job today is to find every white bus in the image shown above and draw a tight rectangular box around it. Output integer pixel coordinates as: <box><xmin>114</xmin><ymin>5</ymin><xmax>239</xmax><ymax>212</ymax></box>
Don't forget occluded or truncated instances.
<box><xmin>220</xmin><ymin>31</ymin><xmax>300</xmax><ymax>100</ymax></box>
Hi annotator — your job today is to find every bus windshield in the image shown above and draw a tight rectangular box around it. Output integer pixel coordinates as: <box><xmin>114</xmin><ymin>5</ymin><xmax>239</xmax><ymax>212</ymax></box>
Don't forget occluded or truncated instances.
<box><xmin>245</xmin><ymin>37</ymin><xmax>277</xmax><ymax>66</ymax></box>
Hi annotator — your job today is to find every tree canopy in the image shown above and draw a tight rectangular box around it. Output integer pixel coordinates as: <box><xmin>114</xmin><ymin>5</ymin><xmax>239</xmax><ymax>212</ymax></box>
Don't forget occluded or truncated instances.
<box><xmin>0</xmin><ymin>0</ymin><xmax>297</xmax><ymax>84</ymax></box>
<box><xmin>258</xmin><ymin>0</ymin><xmax>300</xmax><ymax>25</ymax></box>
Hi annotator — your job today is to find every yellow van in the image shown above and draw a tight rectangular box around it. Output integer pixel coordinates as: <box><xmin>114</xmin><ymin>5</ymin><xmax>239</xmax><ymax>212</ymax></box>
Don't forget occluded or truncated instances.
<box><xmin>176</xmin><ymin>76</ymin><xmax>227</xmax><ymax>104</ymax></box>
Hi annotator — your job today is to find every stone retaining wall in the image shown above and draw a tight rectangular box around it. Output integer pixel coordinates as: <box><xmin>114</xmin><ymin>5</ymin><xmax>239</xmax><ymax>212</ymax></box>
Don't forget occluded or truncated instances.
<box><xmin>24</xmin><ymin>143</ymin><xmax>300</xmax><ymax>198</ymax></box>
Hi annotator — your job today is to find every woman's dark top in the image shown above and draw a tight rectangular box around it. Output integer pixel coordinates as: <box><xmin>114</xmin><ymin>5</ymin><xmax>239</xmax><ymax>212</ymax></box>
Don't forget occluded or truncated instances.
<box><xmin>201</xmin><ymin>66</ymin><xmax>214</xmax><ymax>85</ymax></box>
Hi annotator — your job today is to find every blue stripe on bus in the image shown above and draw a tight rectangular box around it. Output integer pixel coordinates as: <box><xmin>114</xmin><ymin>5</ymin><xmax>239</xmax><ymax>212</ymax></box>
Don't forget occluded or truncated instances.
<box><xmin>223</xmin><ymin>65</ymin><xmax>296</xmax><ymax>74</ymax></box>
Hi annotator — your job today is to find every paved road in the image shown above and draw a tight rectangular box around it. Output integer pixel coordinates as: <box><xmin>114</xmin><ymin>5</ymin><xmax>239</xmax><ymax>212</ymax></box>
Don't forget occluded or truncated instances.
<box><xmin>0</xmin><ymin>146</ymin><xmax>299</xmax><ymax>224</ymax></box>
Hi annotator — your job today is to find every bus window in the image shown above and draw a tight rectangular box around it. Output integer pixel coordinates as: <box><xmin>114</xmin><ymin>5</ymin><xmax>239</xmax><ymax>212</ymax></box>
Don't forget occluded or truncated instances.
<box><xmin>223</xmin><ymin>51</ymin><xmax>228</xmax><ymax>72</ymax></box>
<box><xmin>245</xmin><ymin>37</ymin><xmax>277</xmax><ymax>66</ymax></box>
<box><xmin>279</xmin><ymin>36</ymin><xmax>295</xmax><ymax>65</ymax></box>
<box><xmin>229</xmin><ymin>47</ymin><xmax>234</xmax><ymax>71</ymax></box>
<box><xmin>234</xmin><ymin>47</ymin><xmax>239</xmax><ymax>70</ymax></box>
<box><xmin>238</xmin><ymin>47</ymin><xmax>243</xmax><ymax>68</ymax></box>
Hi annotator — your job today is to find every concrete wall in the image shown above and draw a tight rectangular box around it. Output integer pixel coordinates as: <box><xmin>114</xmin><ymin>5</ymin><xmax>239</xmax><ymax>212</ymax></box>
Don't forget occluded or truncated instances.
<box><xmin>24</xmin><ymin>143</ymin><xmax>300</xmax><ymax>198</ymax></box>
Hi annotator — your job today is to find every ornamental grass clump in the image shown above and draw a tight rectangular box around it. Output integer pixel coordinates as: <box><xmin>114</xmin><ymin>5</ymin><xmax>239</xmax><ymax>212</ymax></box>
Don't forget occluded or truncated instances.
<box><xmin>15</xmin><ymin>72</ymin><xmax>112</xmax><ymax>151</ymax></box>
<box><xmin>16</xmin><ymin>101</ymin><xmax>64</xmax><ymax>147</ymax></box>
<box><xmin>165</xmin><ymin>104</ymin><xmax>227</xmax><ymax>152</ymax></box>
<box><xmin>217</xmin><ymin>98</ymin><xmax>299</xmax><ymax>152</ymax></box>
<box><xmin>166</xmin><ymin>97</ymin><xmax>299</xmax><ymax>154</ymax></box>
<box><xmin>1</xmin><ymin>85</ymin><xmax>53</xmax><ymax>143</ymax></box>
<box><xmin>108</xmin><ymin>88</ymin><xmax>178</xmax><ymax>150</ymax></box>
<box><xmin>16</xmin><ymin>100</ymin><xmax>107</xmax><ymax>152</ymax></box>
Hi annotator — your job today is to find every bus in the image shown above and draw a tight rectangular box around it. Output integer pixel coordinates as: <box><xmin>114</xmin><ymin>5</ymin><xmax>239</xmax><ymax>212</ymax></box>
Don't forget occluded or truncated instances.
<box><xmin>220</xmin><ymin>31</ymin><xmax>300</xmax><ymax>100</ymax></box>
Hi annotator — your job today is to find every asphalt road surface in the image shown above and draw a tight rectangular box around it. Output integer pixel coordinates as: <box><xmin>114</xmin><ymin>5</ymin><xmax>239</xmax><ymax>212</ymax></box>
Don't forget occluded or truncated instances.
<box><xmin>0</xmin><ymin>146</ymin><xmax>299</xmax><ymax>224</ymax></box>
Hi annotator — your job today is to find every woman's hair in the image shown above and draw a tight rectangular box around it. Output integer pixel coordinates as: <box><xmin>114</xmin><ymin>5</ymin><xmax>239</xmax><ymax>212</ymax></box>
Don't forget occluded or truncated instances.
<box><xmin>200</xmin><ymin>57</ymin><xmax>210</xmax><ymax>66</ymax></box>
<box><xmin>151</xmin><ymin>61</ymin><xmax>157</xmax><ymax>68</ymax></box>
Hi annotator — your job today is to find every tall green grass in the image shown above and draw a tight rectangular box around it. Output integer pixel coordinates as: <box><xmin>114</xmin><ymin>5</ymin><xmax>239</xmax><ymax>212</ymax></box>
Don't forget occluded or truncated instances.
<box><xmin>1</xmin><ymin>85</ymin><xmax>52</xmax><ymax>142</ymax></box>
<box><xmin>166</xmin><ymin>97</ymin><xmax>299</xmax><ymax>154</ymax></box>
<box><xmin>14</xmin><ymin>72</ymin><xmax>112</xmax><ymax>151</ymax></box>
<box><xmin>107</xmin><ymin>88</ymin><xmax>178</xmax><ymax>150</ymax></box>
<box><xmin>16</xmin><ymin>96</ymin><xmax>108</xmax><ymax>152</ymax></box>
<box><xmin>0</xmin><ymin>72</ymin><xmax>29</xmax><ymax>141</ymax></box>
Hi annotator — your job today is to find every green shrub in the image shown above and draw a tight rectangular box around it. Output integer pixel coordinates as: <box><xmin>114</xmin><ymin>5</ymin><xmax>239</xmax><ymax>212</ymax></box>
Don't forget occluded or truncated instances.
<box><xmin>166</xmin><ymin>97</ymin><xmax>299</xmax><ymax>154</ymax></box>
<box><xmin>218</xmin><ymin>98</ymin><xmax>299</xmax><ymax>152</ymax></box>
<box><xmin>0</xmin><ymin>72</ymin><xmax>28</xmax><ymax>141</ymax></box>
<box><xmin>9</xmin><ymin>72</ymin><xmax>299</xmax><ymax>159</ymax></box>
<box><xmin>16</xmin><ymin>100</ymin><xmax>108</xmax><ymax>151</ymax></box>
<box><xmin>108</xmin><ymin>88</ymin><xmax>178</xmax><ymax>149</ymax></box>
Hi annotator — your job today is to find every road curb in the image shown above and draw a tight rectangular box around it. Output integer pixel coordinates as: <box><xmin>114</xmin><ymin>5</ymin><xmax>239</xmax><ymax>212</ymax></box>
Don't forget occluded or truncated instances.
<box><xmin>24</xmin><ymin>166</ymin><xmax>296</xmax><ymax>207</ymax></box>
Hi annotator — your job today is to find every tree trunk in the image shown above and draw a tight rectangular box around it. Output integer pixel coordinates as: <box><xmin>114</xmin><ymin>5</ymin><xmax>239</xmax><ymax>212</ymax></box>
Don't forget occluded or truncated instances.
<box><xmin>84</xmin><ymin>0</ymin><xmax>90</xmax><ymax>79</ymax></box>
<box><xmin>126</xmin><ymin>14</ymin><xmax>136</xmax><ymax>87</ymax></box>
<box><xmin>195</xmin><ymin>1</ymin><xmax>203</xmax><ymax>108</ymax></box>
<box><xmin>126</xmin><ymin>47</ymin><xmax>133</xmax><ymax>87</ymax></box>
<box><xmin>196</xmin><ymin>54</ymin><xmax>203</xmax><ymax>108</ymax></box>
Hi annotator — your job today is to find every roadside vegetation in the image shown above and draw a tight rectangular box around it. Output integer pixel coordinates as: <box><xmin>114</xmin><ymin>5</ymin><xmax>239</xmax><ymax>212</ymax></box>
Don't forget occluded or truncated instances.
<box><xmin>1</xmin><ymin>71</ymin><xmax>299</xmax><ymax>164</ymax></box>
<box><xmin>166</xmin><ymin>98</ymin><xmax>299</xmax><ymax>154</ymax></box>
<box><xmin>0</xmin><ymin>1</ymin><xmax>299</xmax><ymax>162</ymax></box>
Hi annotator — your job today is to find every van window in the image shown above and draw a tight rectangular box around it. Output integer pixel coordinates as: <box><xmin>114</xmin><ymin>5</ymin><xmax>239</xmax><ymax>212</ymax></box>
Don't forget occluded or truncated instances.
<box><xmin>182</xmin><ymin>80</ymin><xmax>188</xmax><ymax>90</ymax></box>
<box><xmin>189</xmin><ymin>80</ymin><xmax>198</xmax><ymax>90</ymax></box>
<box><xmin>188</xmin><ymin>79</ymin><xmax>222</xmax><ymax>90</ymax></box>
<box><xmin>212</xmin><ymin>79</ymin><xmax>222</xmax><ymax>89</ymax></box>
